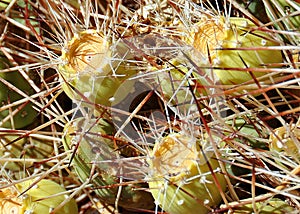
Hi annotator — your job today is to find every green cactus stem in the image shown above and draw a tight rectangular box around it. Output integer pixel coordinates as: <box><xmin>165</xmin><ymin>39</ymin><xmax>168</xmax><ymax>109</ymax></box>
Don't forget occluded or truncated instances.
<box><xmin>62</xmin><ymin>117</ymin><xmax>154</xmax><ymax>210</ymax></box>
<box><xmin>0</xmin><ymin>133</ymin><xmax>53</xmax><ymax>173</ymax></box>
<box><xmin>263</xmin><ymin>0</ymin><xmax>300</xmax><ymax>43</ymax></box>
<box><xmin>230</xmin><ymin>198</ymin><xmax>294</xmax><ymax>213</ymax></box>
<box><xmin>0</xmin><ymin>55</ymin><xmax>37</xmax><ymax>129</ymax></box>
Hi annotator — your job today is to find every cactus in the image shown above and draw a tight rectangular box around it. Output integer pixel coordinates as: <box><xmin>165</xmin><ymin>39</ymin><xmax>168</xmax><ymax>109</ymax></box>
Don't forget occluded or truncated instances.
<box><xmin>0</xmin><ymin>56</ymin><xmax>37</xmax><ymax>129</ymax></box>
<box><xmin>189</xmin><ymin>16</ymin><xmax>282</xmax><ymax>85</ymax></box>
<box><xmin>58</xmin><ymin>30</ymin><xmax>137</xmax><ymax>110</ymax></box>
<box><xmin>0</xmin><ymin>133</ymin><xmax>54</xmax><ymax>174</ymax></box>
<box><xmin>62</xmin><ymin>117</ymin><xmax>154</xmax><ymax>210</ymax></box>
<box><xmin>1</xmin><ymin>0</ymin><xmax>299</xmax><ymax>213</ymax></box>
<box><xmin>0</xmin><ymin>179</ymin><xmax>78</xmax><ymax>214</ymax></box>
<box><xmin>230</xmin><ymin>198</ymin><xmax>294</xmax><ymax>213</ymax></box>
<box><xmin>148</xmin><ymin>133</ymin><xmax>226</xmax><ymax>214</ymax></box>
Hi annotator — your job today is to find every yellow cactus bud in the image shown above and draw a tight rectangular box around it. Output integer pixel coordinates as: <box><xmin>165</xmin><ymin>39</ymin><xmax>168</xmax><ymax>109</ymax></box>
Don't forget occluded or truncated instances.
<box><xmin>148</xmin><ymin>133</ymin><xmax>226</xmax><ymax>214</ymax></box>
<box><xmin>58</xmin><ymin>30</ymin><xmax>136</xmax><ymax>108</ymax></box>
<box><xmin>0</xmin><ymin>179</ymin><xmax>78</xmax><ymax>214</ymax></box>
<box><xmin>191</xmin><ymin>16</ymin><xmax>282</xmax><ymax>85</ymax></box>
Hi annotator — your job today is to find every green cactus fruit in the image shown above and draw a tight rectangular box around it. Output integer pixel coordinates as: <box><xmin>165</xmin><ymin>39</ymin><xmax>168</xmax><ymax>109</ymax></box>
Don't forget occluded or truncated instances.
<box><xmin>269</xmin><ymin>124</ymin><xmax>300</xmax><ymax>158</ymax></box>
<box><xmin>148</xmin><ymin>133</ymin><xmax>227</xmax><ymax>214</ymax></box>
<box><xmin>231</xmin><ymin>198</ymin><xmax>294</xmax><ymax>213</ymax></box>
<box><xmin>0</xmin><ymin>179</ymin><xmax>78</xmax><ymax>214</ymax></box>
<box><xmin>0</xmin><ymin>133</ymin><xmax>53</xmax><ymax>173</ymax></box>
<box><xmin>0</xmin><ymin>56</ymin><xmax>37</xmax><ymax>129</ymax></box>
<box><xmin>58</xmin><ymin>30</ymin><xmax>137</xmax><ymax>109</ymax></box>
<box><xmin>62</xmin><ymin>117</ymin><xmax>154</xmax><ymax>210</ymax></box>
<box><xmin>191</xmin><ymin>16</ymin><xmax>282</xmax><ymax>85</ymax></box>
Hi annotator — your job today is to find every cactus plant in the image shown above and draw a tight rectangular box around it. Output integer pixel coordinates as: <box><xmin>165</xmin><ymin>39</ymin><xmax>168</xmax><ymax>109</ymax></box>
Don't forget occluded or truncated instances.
<box><xmin>1</xmin><ymin>0</ymin><xmax>300</xmax><ymax>213</ymax></box>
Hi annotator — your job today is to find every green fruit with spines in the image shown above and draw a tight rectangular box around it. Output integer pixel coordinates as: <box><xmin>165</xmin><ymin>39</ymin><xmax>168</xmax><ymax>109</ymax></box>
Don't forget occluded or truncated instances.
<box><xmin>58</xmin><ymin>30</ymin><xmax>137</xmax><ymax>112</ymax></box>
<box><xmin>0</xmin><ymin>179</ymin><xmax>78</xmax><ymax>214</ymax></box>
<box><xmin>62</xmin><ymin>117</ymin><xmax>154</xmax><ymax>210</ymax></box>
<box><xmin>0</xmin><ymin>54</ymin><xmax>37</xmax><ymax>129</ymax></box>
<box><xmin>190</xmin><ymin>16</ymin><xmax>282</xmax><ymax>85</ymax></box>
<box><xmin>148</xmin><ymin>133</ymin><xmax>227</xmax><ymax>214</ymax></box>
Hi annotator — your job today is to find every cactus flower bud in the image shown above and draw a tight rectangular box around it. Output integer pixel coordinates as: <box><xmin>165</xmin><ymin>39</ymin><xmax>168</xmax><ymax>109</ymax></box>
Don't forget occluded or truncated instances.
<box><xmin>191</xmin><ymin>16</ymin><xmax>282</xmax><ymax>85</ymax></box>
<box><xmin>58</xmin><ymin>30</ymin><xmax>137</xmax><ymax>109</ymax></box>
<box><xmin>0</xmin><ymin>179</ymin><xmax>78</xmax><ymax>214</ymax></box>
<box><xmin>148</xmin><ymin>133</ymin><xmax>226</xmax><ymax>214</ymax></box>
